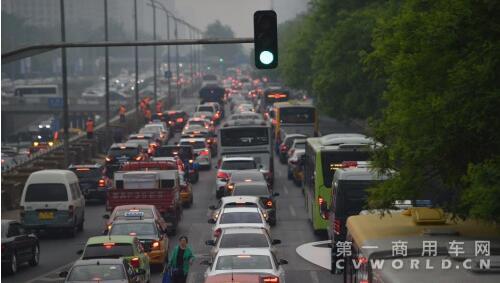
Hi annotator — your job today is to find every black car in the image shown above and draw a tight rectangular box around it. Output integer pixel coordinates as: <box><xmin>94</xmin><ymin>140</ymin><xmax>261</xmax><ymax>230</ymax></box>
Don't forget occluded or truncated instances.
<box><xmin>1</xmin><ymin>220</ymin><xmax>40</xmax><ymax>274</ymax></box>
<box><xmin>154</xmin><ymin>145</ymin><xmax>199</xmax><ymax>183</ymax></box>
<box><xmin>164</xmin><ymin>110</ymin><xmax>189</xmax><ymax>132</ymax></box>
<box><xmin>105</xmin><ymin>142</ymin><xmax>148</xmax><ymax>177</ymax></box>
<box><xmin>60</xmin><ymin>258</ymin><xmax>144</xmax><ymax>283</ymax></box>
<box><xmin>68</xmin><ymin>164</ymin><xmax>111</xmax><ymax>202</ymax></box>
<box><xmin>230</xmin><ymin>182</ymin><xmax>279</xmax><ymax>226</ymax></box>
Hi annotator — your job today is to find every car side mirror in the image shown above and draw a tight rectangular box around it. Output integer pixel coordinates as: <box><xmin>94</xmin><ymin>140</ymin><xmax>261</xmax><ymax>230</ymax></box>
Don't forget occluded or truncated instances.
<box><xmin>135</xmin><ymin>268</ymin><xmax>146</xmax><ymax>275</ymax></box>
<box><xmin>209</xmin><ymin>205</ymin><xmax>217</xmax><ymax>210</ymax></box>
<box><xmin>272</xmin><ymin>239</ymin><xmax>282</xmax><ymax>245</ymax></box>
<box><xmin>205</xmin><ymin>240</ymin><xmax>216</xmax><ymax>246</ymax></box>
<box><xmin>207</xmin><ymin>219</ymin><xmax>216</xmax><ymax>224</ymax></box>
<box><xmin>200</xmin><ymin>260</ymin><xmax>212</xmax><ymax>266</ymax></box>
<box><xmin>59</xmin><ymin>271</ymin><xmax>69</xmax><ymax>278</ymax></box>
<box><xmin>76</xmin><ymin>249</ymin><xmax>83</xmax><ymax>255</ymax></box>
<box><xmin>273</xmin><ymin>192</ymin><xmax>280</xmax><ymax>197</ymax></box>
<box><xmin>279</xmin><ymin>259</ymin><xmax>288</xmax><ymax>265</ymax></box>
<box><xmin>102</xmin><ymin>214</ymin><xmax>110</xmax><ymax>219</ymax></box>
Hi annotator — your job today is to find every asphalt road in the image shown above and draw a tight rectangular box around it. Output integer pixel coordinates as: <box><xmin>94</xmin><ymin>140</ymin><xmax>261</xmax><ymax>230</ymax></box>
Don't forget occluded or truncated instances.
<box><xmin>2</xmin><ymin>96</ymin><xmax>348</xmax><ymax>283</ymax></box>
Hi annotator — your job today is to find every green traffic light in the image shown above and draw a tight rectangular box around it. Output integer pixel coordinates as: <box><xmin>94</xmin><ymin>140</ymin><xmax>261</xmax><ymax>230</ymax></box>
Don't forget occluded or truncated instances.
<box><xmin>259</xmin><ymin>51</ymin><xmax>274</xmax><ymax>65</ymax></box>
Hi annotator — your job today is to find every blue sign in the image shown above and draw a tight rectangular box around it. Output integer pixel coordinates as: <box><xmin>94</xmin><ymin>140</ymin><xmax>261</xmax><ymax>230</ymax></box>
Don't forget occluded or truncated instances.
<box><xmin>164</xmin><ymin>71</ymin><xmax>172</xmax><ymax>79</ymax></box>
<box><xmin>48</xmin><ymin>97</ymin><xmax>63</xmax><ymax>108</ymax></box>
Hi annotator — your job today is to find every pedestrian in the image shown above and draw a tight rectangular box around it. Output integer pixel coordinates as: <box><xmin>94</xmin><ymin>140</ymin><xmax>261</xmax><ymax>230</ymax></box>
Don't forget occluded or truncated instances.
<box><xmin>85</xmin><ymin>117</ymin><xmax>94</xmax><ymax>139</ymax></box>
<box><xmin>119</xmin><ymin>105</ymin><xmax>126</xmax><ymax>123</ymax></box>
<box><xmin>145</xmin><ymin>107</ymin><xmax>152</xmax><ymax>123</ymax></box>
<box><xmin>167</xmin><ymin>235</ymin><xmax>194</xmax><ymax>283</ymax></box>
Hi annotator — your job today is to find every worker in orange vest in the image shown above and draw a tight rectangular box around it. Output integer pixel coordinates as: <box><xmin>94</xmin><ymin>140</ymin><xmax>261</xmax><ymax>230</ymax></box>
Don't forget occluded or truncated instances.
<box><xmin>156</xmin><ymin>101</ymin><xmax>162</xmax><ymax>113</ymax></box>
<box><xmin>140</xmin><ymin>99</ymin><xmax>146</xmax><ymax>112</ymax></box>
<box><xmin>145</xmin><ymin>107</ymin><xmax>152</xmax><ymax>123</ymax></box>
<box><xmin>85</xmin><ymin>117</ymin><xmax>95</xmax><ymax>139</ymax></box>
<box><xmin>119</xmin><ymin>105</ymin><xmax>126</xmax><ymax>122</ymax></box>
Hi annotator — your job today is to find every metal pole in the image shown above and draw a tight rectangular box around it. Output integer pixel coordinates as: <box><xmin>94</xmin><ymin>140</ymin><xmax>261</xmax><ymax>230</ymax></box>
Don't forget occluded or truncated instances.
<box><xmin>151</xmin><ymin>1</ymin><xmax>157</xmax><ymax>105</ymax></box>
<box><xmin>134</xmin><ymin>0</ymin><xmax>140</xmax><ymax>119</ymax></box>
<box><xmin>104</xmin><ymin>0</ymin><xmax>110</xmax><ymax>146</ymax></box>
<box><xmin>60</xmin><ymin>0</ymin><xmax>69</xmax><ymax>167</ymax></box>
<box><xmin>174</xmin><ymin>19</ymin><xmax>179</xmax><ymax>104</ymax></box>
<box><xmin>166</xmin><ymin>13</ymin><xmax>171</xmax><ymax>106</ymax></box>
<box><xmin>189</xmin><ymin>28</ymin><xmax>194</xmax><ymax>89</ymax></box>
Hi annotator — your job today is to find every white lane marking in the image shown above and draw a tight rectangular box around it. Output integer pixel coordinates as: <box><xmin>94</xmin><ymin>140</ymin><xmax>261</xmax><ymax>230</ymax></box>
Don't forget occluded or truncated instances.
<box><xmin>310</xmin><ymin>270</ymin><xmax>320</xmax><ymax>283</ymax></box>
<box><xmin>296</xmin><ymin>240</ymin><xmax>332</xmax><ymax>270</ymax></box>
<box><xmin>283</xmin><ymin>185</ymin><xmax>289</xmax><ymax>195</ymax></box>
<box><xmin>25</xmin><ymin>261</ymin><xmax>74</xmax><ymax>283</ymax></box>
<box><xmin>289</xmin><ymin>205</ymin><xmax>296</xmax><ymax>217</ymax></box>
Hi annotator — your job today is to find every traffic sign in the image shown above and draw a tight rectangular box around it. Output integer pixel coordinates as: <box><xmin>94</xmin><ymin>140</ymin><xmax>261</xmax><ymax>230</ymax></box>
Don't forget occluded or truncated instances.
<box><xmin>47</xmin><ymin>97</ymin><xmax>63</xmax><ymax>108</ymax></box>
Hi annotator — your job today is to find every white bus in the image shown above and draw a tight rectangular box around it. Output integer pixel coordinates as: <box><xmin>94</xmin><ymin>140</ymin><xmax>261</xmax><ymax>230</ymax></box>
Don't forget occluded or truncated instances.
<box><xmin>14</xmin><ymin>85</ymin><xmax>59</xmax><ymax>98</ymax></box>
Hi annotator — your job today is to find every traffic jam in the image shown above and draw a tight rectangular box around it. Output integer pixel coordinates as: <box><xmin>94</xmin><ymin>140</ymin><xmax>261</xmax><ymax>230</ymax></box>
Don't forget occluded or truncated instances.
<box><xmin>3</xmin><ymin>73</ymin><xmax>500</xmax><ymax>283</ymax></box>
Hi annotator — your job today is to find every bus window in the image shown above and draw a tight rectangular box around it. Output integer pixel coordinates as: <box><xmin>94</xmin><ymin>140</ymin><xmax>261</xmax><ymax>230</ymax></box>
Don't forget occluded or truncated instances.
<box><xmin>279</xmin><ymin>107</ymin><xmax>315</xmax><ymax>124</ymax></box>
<box><xmin>220</xmin><ymin>128</ymin><xmax>269</xmax><ymax>147</ymax></box>
<box><xmin>321</xmin><ymin>151</ymin><xmax>371</xmax><ymax>187</ymax></box>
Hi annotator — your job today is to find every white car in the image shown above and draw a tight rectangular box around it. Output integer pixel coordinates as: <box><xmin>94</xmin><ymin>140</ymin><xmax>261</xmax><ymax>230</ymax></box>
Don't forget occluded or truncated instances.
<box><xmin>203</xmin><ymin>248</ymin><xmax>287</xmax><ymax>282</ymax></box>
<box><xmin>215</xmin><ymin>156</ymin><xmax>258</xmax><ymax>198</ymax></box>
<box><xmin>205</xmin><ymin>227</ymin><xmax>281</xmax><ymax>259</ymax></box>
<box><xmin>140</xmin><ymin>123</ymin><xmax>169</xmax><ymax>144</ymax></box>
<box><xmin>208</xmin><ymin>207</ymin><xmax>270</xmax><ymax>238</ymax></box>
<box><xmin>208</xmin><ymin>195</ymin><xmax>268</xmax><ymax>221</ymax></box>
<box><xmin>178</xmin><ymin>138</ymin><xmax>211</xmax><ymax>169</ymax></box>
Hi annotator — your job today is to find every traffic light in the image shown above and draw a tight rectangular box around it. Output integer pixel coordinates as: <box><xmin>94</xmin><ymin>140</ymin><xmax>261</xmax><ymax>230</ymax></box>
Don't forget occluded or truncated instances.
<box><xmin>254</xmin><ymin>10</ymin><xmax>278</xmax><ymax>69</ymax></box>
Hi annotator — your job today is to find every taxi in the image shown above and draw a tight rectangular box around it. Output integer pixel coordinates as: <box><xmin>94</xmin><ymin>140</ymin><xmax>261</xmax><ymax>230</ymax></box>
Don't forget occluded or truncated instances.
<box><xmin>102</xmin><ymin>205</ymin><xmax>168</xmax><ymax>234</ymax></box>
<box><xmin>77</xmin><ymin>235</ymin><xmax>150</xmax><ymax>283</ymax></box>
<box><xmin>108</xmin><ymin>218</ymin><xmax>168</xmax><ymax>265</ymax></box>
<box><xmin>179</xmin><ymin>171</ymin><xmax>193</xmax><ymax>208</ymax></box>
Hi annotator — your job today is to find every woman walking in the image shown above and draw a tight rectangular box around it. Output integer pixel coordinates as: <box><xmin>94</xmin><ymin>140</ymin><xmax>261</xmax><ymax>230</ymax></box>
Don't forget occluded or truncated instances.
<box><xmin>167</xmin><ymin>236</ymin><xmax>195</xmax><ymax>283</ymax></box>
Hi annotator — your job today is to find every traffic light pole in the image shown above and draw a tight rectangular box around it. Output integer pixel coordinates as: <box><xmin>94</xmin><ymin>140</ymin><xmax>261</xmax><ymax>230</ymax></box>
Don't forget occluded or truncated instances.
<box><xmin>104</xmin><ymin>0</ymin><xmax>110</xmax><ymax>146</ymax></box>
<box><xmin>134</xmin><ymin>0</ymin><xmax>140</xmax><ymax>118</ymax></box>
<box><xmin>59</xmin><ymin>0</ymin><xmax>69</xmax><ymax>167</ymax></box>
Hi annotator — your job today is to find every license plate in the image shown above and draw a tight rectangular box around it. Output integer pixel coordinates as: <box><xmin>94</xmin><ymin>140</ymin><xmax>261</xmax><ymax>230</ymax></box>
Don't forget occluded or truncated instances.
<box><xmin>38</xmin><ymin>211</ymin><xmax>54</xmax><ymax>220</ymax></box>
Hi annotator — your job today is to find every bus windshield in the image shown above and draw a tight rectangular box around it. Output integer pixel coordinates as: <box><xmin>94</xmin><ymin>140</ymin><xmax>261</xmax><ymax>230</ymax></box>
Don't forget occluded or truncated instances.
<box><xmin>220</xmin><ymin>128</ymin><xmax>269</xmax><ymax>147</ymax></box>
<box><xmin>280</xmin><ymin>107</ymin><xmax>315</xmax><ymax>124</ymax></box>
<box><xmin>321</xmin><ymin>151</ymin><xmax>371</xmax><ymax>187</ymax></box>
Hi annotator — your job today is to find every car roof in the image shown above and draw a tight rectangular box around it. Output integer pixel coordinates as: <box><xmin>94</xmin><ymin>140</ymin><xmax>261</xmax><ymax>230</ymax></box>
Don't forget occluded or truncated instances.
<box><xmin>111</xmin><ymin>219</ymin><xmax>156</xmax><ymax>225</ymax></box>
<box><xmin>222</xmin><ymin>207</ymin><xmax>260</xmax><ymax>214</ymax></box>
<box><xmin>114</xmin><ymin>204</ymin><xmax>155</xmax><ymax>210</ymax></box>
<box><xmin>284</xmin><ymin>133</ymin><xmax>307</xmax><ymax>140</ymax></box>
<box><xmin>221</xmin><ymin>195</ymin><xmax>261</xmax><ymax>204</ymax></box>
<box><xmin>86</xmin><ymin>235</ymin><xmax>136</xmax><ymax>245</ymax></box>
<box><xmin>179</xmin><ymin>138</ymin><xmax>206</xmax><ymax>142</ymax></box>
<box><xmin>222</xmin><ymin>227</ymin><xmax>267</xmax><ymax>235</ymax></box>
<box><xmin>68</xmin><ymin>164</ymin><xmax>101</xmax><ymax>169</ymax></box>
<box><xmin>72</xmin><ymin>258</ymin><xmax>126</xmax><ymax>266</ymax></box>
<box><xmin>234</xmin><ymin>182</ymin><xmax>268</xmax><ymax>189</ymax></box>
<box><xmin>222</xmin><ymin>156</ymin><xmax>255</xmax><ymax>161</ymax></box>
<box><xmin>27</xmin><ymin>169</ymin><xmax>78</xmax><ymax>183</ymax></box>
<box><xmin>216</xmin><ymin>248</ymin><xmax>272</xmax><ymax>256</ymax></box>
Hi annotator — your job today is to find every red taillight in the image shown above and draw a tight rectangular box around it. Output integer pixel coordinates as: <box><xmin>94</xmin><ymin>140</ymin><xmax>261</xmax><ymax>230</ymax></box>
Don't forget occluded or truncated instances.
<box><xmin>279</xmin><ymin>144</ymin><xmax>287</xmax><ymax>152</ymax></box>
<box><xmin>130</xmin><ymin>257</ymin><xmax>140</xmax><ymax>268</ymax></box>
<box><xmin>262</xmin><ymin>276</ymin><xmax>279</xmax><ymax>283</ymax></box>
<box><xmin>207</xmin><ymin>139</ymin><xmax>212</xmax><ymax>144</ymax></box>
<box><xmin>334</xmin><ymin>219</ymin><xmax>342</xmax><ymax>235</ymax></box>
<box><xmin>200</xmin><ymin>149</ymin><xmax>210</xmax><ymax>156</ymax></box>
<box><xmin>135</xmin><ymin>156</ymin><xmax>142</xmax><ymax>161</ymax></box>
<box><xmin>217</xmin><ymin>172</ymin><xmax>229</xmax><ymax>180</ymax></box>
<box><xmin>266</xmin><ymin>200</ymin><xmax>273</xmax><ymax>208</ymax></box>
<box><xmin>214</xmin><ymin>228</ymin><xmax>222</xmax><ymax>238</ymax></box>
<box><xmin>151</xmin><ymin>241</ymin><xmax>160</xmax><ymax>250</ymax></box>
<box><xmin>342</xmin><ymin>161</ymin><xmax>358</xmax><ymax>168</ymax></box>
<box><xmin>176</xmin><ymin>118</ymin><xmax>183</xmax><ymax>123</ymax></box>
<box><xmin>98</xmin><ymin>179</ymin><xmax>106</xmax><ymax>187</ymax></box>
<box><xmin>68</xmin><ymin>205</ymin><xmax>74</xmax><ymax>217</ymax></box>
<box><xmin>227</xmin><ymin>183</ymin><xmax>234</xmax><ymax>191</ymax></box>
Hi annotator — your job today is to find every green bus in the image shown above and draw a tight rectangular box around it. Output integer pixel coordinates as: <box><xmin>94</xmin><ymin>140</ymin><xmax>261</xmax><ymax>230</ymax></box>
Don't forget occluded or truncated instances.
<box><xmin>304</xmin><ymin>134</ymin><xmax>375</xmax><ymax>233</ymax></box>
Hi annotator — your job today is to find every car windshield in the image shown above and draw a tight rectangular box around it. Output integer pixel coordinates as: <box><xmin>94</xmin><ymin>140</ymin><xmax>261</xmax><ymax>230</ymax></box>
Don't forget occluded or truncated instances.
<box><xmin>232</xmin><ymin>184</ymin><xmax>269</xmax><ymax>196</ymax></box>
<box><xmin>220</xmin><ymin>127</ymin><xmax>269</xmax><ymax>147</ymax></box>
<box><xmin>82</xmin><ymin>243</ymin><xmax>134</xmax><ymax>259</ymax></box>
<box><xmin>219</xmin><ymin>233</ymin><xmax>269</xmax><ymax>248</ymax></box>
<box><xmin>70</xmin><ymin>168</ymin><xmax>101</xmax><ymax>179</ymax></box>
<box><xmin>219</xmin><ymin>212</ymin><xmax>262</xmax><ymax>224</ymax></box>
<box><xmin>221</xmin><ymin>160</ymin><xmax>256</xmax><ymax>170</ymax></box>
<box><xmin>109</xmin><ymin>223</ymin><xmax>157</xmax><ymax>236</ymax></box>
<box><xmin>108</xmin><ymin>148</ymin><xmax>139</xmax><ymax>157</ymax></box>
<box><xmin>68</xmin><ymin>264</ymin><xmax>125</xmax><ymax>281</ymax></box>
<box><xmin>216</xmin><ymin>255</ymin><xmax>272</xmax><ymax>270</ymax></box>
<box><xmin>24</xmin><ymin>183</ymin><xmax>68</xmax><ymax>202</ymax></box>
<box><xmin>198</xmin><ymin>106</ymin><xmax>214</xmax><ymax>113</ymax></box>
<box><xmin>180</xmin><ymin>141</ymin><xmax>205</xmax><ymax>149</ymax></box>
<box><xmin>294</xmin><ymin>142</ymin><xmax>306</xmax><ymax>149</ymax></box>
<box><xmin>230</xmin><ymin>172</ymin><xmax>265</xmax><ymax>183</ymax></box>
<box><xmin>126</xmin><ymin>140</ymin><xmax>149</xmax><ymax>148</ymax></box>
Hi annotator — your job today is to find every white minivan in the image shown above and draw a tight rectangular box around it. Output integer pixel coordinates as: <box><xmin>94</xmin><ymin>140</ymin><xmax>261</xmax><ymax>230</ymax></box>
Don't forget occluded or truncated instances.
<box><xmin>20</xmin><ymin>170</ymin><xmax>85</xmax><ymax>236</ymax></box>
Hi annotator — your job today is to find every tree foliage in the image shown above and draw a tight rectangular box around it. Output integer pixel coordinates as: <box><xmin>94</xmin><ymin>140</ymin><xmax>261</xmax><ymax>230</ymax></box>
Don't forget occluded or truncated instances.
<box><xmin>202</xmin><ymin>20</ymin><xmax>244</xmax><ymax>66</ymax></box>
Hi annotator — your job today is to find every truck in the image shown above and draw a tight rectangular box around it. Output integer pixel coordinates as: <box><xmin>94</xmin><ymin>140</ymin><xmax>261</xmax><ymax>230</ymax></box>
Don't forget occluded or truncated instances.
<box><xmin>105</xmin><ymin>161</ymin><xmax>183</xmax><ymax>235</ymax></box>
<box><xmin>199</xmin><ymin>84</ymin><xmax>225</xmax><ymax>105</ymax></box>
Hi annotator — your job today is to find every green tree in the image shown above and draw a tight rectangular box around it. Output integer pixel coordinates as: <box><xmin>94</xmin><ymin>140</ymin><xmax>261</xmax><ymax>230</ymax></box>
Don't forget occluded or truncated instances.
<box><xmin>203</xmin><ymin>20</ymin><xmax>244</xmax><ymax>66</ymax></box>
<box><xmin>367</xmin><ymin>0</ymin><xmax>500</xmax><ymax>222</ymax></box>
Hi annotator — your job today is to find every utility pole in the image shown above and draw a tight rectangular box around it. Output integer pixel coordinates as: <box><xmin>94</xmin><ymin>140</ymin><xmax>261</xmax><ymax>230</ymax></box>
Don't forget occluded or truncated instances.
<box><xmin>151</xmin><ymin>1</ymin><xmax>157</xmax><ymax>105</ymax></box>
<box><xmin>174</xmin><ymin>19</ymin><xmax>180</xmax><ymax>104</ymax></box>
<box><xmin>104</xmin><ymin>0</ymin><xmax>110</xmax><ymax>146</ymax></box>
<box><xmin>134</xmin><ymin>0</ymin><xmax>140</xmax><ymax>119</ymax></box>
<box><xmin>59</xmin><ymin>0</ymin><xmax>69</xmax><ymax>167</ymax></box>
<box><xmin>166</xmin><ymin>13</ymin><xmax>172</xmax><ymax>106</ymax></box>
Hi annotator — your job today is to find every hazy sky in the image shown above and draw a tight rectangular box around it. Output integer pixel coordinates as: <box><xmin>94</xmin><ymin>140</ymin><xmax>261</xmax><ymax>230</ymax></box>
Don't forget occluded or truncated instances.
<box><xmin>174</xmin><ymin>0</ymin><xmax>308</xmax><ymax>36</ymax></box>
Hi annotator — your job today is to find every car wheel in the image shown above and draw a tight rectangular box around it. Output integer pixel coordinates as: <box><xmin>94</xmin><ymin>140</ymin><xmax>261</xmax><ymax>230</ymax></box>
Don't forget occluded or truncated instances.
<box><xmin>6</xmin><ymin>253</ymin><xmax>17</xmax><ymax>274</ymax></box>
<box><xmin>29</xmin><ymin>245</ymin><xmax>40</xmax><ymax>266</ymax></box>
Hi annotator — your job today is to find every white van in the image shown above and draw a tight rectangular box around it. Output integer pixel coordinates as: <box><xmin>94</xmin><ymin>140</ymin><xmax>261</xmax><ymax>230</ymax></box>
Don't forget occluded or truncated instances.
<box><xmin>20</xmin><ymin>170</ymin><xmax>85</xmax><ymax>236</ymax></box>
